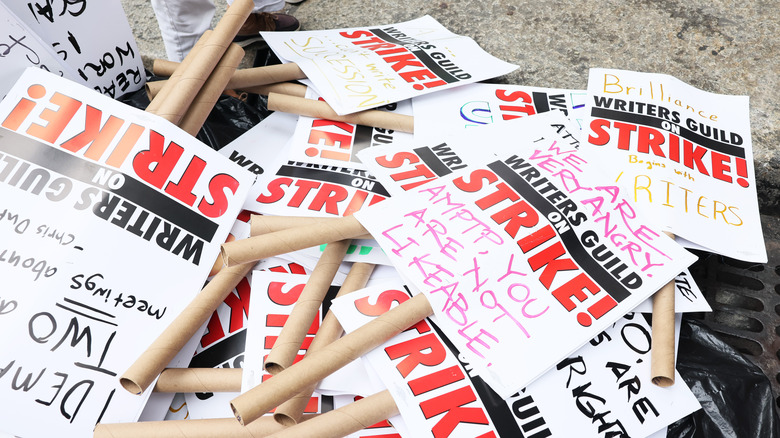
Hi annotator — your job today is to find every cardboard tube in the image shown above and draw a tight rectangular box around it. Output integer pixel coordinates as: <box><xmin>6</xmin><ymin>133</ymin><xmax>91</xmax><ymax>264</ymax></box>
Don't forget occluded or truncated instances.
<box><xmin>153</xmin><ymin>60</ymin><xmax>305</xmax><ymax>88</ymax></box>
<box><xmin>146</xmin><ymin>30</ymin><xmax>212</xmax><ymax>114</ymax></box>
<box><xmin>145</xmin><ymin>79</ymin><xmax>166</xmax><ymax>101</ymax></box>
<box><xmin>264</xmin><ymin>240</ymin><xmax>351</xmax><ymax>375</ymax></box>
<box><xmin>154</xmin><ymin>0</ymin><xmax>253</xmax><ymax>125</ymax></box>
<box><xmin>179</xmin><ymin>43</ymin><xmax>245</xmax><ymax>136</ymax></box>
<box><xmin>230</xmin><ymin>293</ymin><xmax>433</xmax><ymax>425</ymax></box>
<box><xmin>251</xmin><ymin>215</ymin><xmax>372</xmax><ymax>240</ymax></box>
<box><xmin>119</xmin><ymin>261</ymin><xmax>255</xmax><ymax>395</ymax></box>
<box><xmin>651</xmin><ymin>231</ymin><xmax>676</xmax><ymax>387</ymax></box>
<box><xmin>267</xmin><ymin>92</ymin><xmax>414</xmax><ymax>133</ymax></box>
<box><xmin>221</xmin><ymin>215</ymin><xmax>368</xmax><ymax>267</ymax></box>
<box><xmin>274</xmin><ymin>262</ymin><xmax>376</xmax><ymax>426</ymax></box>
<box><xmin>268</xmin><ymin>390</ymin><xmax>398</xmax><ymax>438</ymax></box>
<box><xmin>152</xmin><ymin>58</ymin><xmax>180</xmax><ymax>77</ymax></box>
<box><xmin>240</xmin><ymin>82</ymin><xmax>307</xmax><ymax>97</ymax></box>
<box><xmin>93</xmin><ymin>415</ymin><xmax>315</xmax><ymax>438</ymax></box>
<box><xmin>153</xmin><ymin>368</ymin><xmax>243</xmax><ymax>393</ymax></box>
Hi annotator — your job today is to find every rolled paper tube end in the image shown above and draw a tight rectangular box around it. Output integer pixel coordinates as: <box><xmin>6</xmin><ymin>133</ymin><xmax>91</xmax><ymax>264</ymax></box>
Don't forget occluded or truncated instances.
<box><xmin>219</xmin><ymin>246</ymin><xmax>231</xmax><ymax>266</ymax></box>
<box><xmin>651</xmin><ymin>375</ymin><xmax>675</xmax><ymax>387</ymax></box>
<box><xmin>265</xmin><ymin>361</ymin><xmax>285</xmax><ymax>375</ymax></box>
<box><xmin>273</xmin><ymin>412</ymin><xmax>298</xmax><ymax>427</ymax></box>
<box><xmin>119</xmin><ymin>377</ymin><xmax>143</xmax><ymax>395</ymax></box>
<box><xmin>231</xmin><ymin>403</ymin><xmax>245</xmax><ymax>426</ymax></box>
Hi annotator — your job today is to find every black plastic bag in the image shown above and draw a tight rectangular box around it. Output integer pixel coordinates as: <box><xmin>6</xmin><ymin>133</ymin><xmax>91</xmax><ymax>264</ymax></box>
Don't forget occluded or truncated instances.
<box><xmin>667</xmin><ymin>318</ymin><xmax>780</xmax><ymax>438</ymax></box>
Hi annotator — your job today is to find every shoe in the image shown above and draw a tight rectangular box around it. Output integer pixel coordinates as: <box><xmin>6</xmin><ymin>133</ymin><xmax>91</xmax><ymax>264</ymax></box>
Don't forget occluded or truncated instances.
<box><xmin>233</xmin><ymin>12</ymin><xmax>300</xmax><ymax>45</ymax></box>
<box><xmin>286</xmin><ymin>0</ymin><xmax>305</xmax><ymax>3</ymax></box>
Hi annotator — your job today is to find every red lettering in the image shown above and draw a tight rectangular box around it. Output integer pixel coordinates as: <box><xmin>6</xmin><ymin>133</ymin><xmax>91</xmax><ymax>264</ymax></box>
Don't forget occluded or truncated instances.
<box><xmin>222</xmin><ymin>277</ymin><xmax>251</xmax><ymax>333</ymax></box>
<box><xmin>474</xmin><ymin>182</ymin><xmax>519</xmax><ymax>211</ymax></box>
<box><xmin>200</xmin><ymin>311</ymin><xmax>224</xmax><ymax>348</ymax></box>
<box><xmin>383</xmin><ymin>53</ymin><xmax>424</xmax><ymax>73</ymax></box>
<box><xmin>133</xmin><ymin>130</ymin><xmax>183</xmax><ymax>188</ymax></box>
<box><xmin>495</xmin><ymin>89</ymin><xmax>532</xmax><ymax>103</ymax></box>
<box><xmin>309</xmin><ymin>183</ymin><xmax>349</xmax><ymax>215</ymax></box>
<box><xmin>408</xmin><ymin>364</ymin><xmax>464</xmax><ymax>396</ymax></box>
<box><xmin>165</xmin><ymin>155</ymin><xmax>206</xmax><ymax>207</ymax></box>
<box><xmin>60</xmin><ymin>105</ymin><xmax>124</xmax><ymax>160</ymax></box>
<box><xmin>385</xmin><ymin>333</ymin><xmax>446</xmax><ymax>378</ymax></box>
<box><xmin>490</xmin><ymin>200</ymin><xmax>539</xmax><ymax>239</ymax></box>
<box><xmin>527</xmin><ymin>242</ymin><xmax>579</xmax><ymax>289</ymax></box>
<box><xmin>355</xmin><ymin>289</ymin><xmax>410</xmax><ymax>316</ymax></box>
<box><xmin>339</xmin><ymin>30</ymin><xmax>375</xmax><ymax>39</ymax></box>
<box><xmin>27</xmin><ymin>92</ymin><xmax>81</xmax><ymax>144</ymax></box>
<box><xmin>711</xmin><ymin>151</ymin><xmax>732</xmax><ymax>183</ymax></box>
<box><xmin>452</xmin><ymin>168</ymin><xmax>498</xmax><ymax>193</ymax></box>
<box><xmin>551</xmin><ymin>272</ymin><xmax>600</xmax><ymax>311</ymax></box>
<box><xmin>308</xmin><ymin>130</ymin><xmax>353</xmax><ymax>149</ymax></box>
<box><xmin>267</xmin><ymin>281</ymin><xmax>305</xmax><ymax>306</ymax></box>
<box><xmin>256</xmin><ymin>177</ymin><xmax>292</xmax><ymax>204</ymax></box>
<box><xmin>288</xmin><ymin>179</ymin><xmax>321</xmax><ymax>207</ymax></box>
<box><xmin>612</xmin><ymin>122</ymin><xmax>636</xmax><ymax>151</ymax></box>
<box><xmin>636</xmin><ymin>126</ymin><xmax>666</xmax><ymax>158</ymax></box>
<box><xmin>375</xmin><ymin>151</ymin><xmax>420</xmax><ymax>169</ymax></box>
<box><xmin>419</xmin><ymin>386</ymin><xmax>489</xmax><ymax>438</ymax></box>
<box><xmin>587</xmin><ymin>118</ymin><xmax>611</xmax><ymax>146</ymax></box>
<box><xmin>198</xmin><ymin>173</ymin><xmax>239</xmax><ymax>218</ymax></box>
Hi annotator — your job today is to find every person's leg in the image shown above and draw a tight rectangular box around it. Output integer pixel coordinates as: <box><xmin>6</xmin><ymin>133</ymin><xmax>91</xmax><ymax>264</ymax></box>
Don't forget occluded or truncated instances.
<box><xmin>151</xmin><ymin>0</ymin><xmax>216</xmax><ymax>62</ymax></box>
<box><xmin>228</xmin><ymin>0</ymin><xmax>300</xmax><ymax>45</ymax></box>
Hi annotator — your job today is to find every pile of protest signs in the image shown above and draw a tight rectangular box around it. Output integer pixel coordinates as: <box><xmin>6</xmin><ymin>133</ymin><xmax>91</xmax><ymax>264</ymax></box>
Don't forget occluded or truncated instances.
<box><xmin>0</xmin><ymin>3</ymin><xmax>767</xmax><ymax>437</ymax></box>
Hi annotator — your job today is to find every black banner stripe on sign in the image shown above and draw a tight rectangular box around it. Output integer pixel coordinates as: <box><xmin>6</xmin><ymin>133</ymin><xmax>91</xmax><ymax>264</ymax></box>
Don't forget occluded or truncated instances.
<box><xmin>409</xmin><ymin>49</ymin><xmax>459</xmax><ymax>84</ymax></box>
<box><xmin>189</xmin><ymin>328</ymin><xmax>246</xmax><ymax>368</ymax></box>
<box><xmin>532</xmin><ymin>92</ymin><xmax>550</xmax><ymax>113</ymax></box>
<box><xmin>428</xmin><ymin>320</ymin><xmax>527</xmax><ymax>437</ymax></box>
<box><xmin>351</xmin><ymin>124</ymin><xmax>374</xmax><ymax>159</ymax></box>
<box><xmin>276</xmin><ymin>165</ymin><xmax>390</xmax><ymax>197</ymax></box>
<box><xmin>589</xmin><ymin>106</ymin><xmax>746</xmax><ymax>159</ymax></box>
<box><xmin>413</xmin><ymin>146</ymin><xmax>452</xmax><ymax>177</ymax></box>
<box><xmin>0</xmin><ymin>131</ymin><xmax>218</xmax><ymax>241</ymax></box>
<box><xmin>487</xmin><ymin>159</ymin><xmax>632</xmax><ymax>303</ymax></box>
<box><xmin>367</xmin><ymin>27</ymin><xmax>412</xmax><ymax>46</ymax></box>
<box><xmin>368</xmin><ymin>28</ymin><xmax>459</xmax><ymax>84</ymax></box>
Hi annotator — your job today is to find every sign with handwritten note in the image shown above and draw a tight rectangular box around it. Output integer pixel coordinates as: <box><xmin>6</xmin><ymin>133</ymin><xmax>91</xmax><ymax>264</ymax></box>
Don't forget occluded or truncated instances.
<box><xmin>0</xmin><ymin>69</ymin><xmax>252</xmax><ymax>437</ymax></box>
<box><xmin>262</xmin><ymin>15</ymin><xmax>517</xmax><ymax>115</ymax></box>
<box><xmin>3</xmin><ymin>0</ymin><xmax>146</xmax><ymax>98</ymax></box>
<box><xmin>354</xmin><ymin>121</ymin><xmax>697</xmax><ymax>398</ymax></box>
<box><xmin>0</xmin><ymin>3</ymin><xmax>81</xmax><ymax>99</ymax></box>
<box><xmin>581</xmin><ymin>68</ymin><xmax>766</xmax><ymax>262</ymax></box>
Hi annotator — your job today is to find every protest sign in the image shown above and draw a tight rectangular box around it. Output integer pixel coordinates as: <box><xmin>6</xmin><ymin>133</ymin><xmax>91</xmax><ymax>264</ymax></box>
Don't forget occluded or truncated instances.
<box><xmin>241</xmin><ymin>271</ymin><xmax>341</xmax><ymax>415</ymax></box>
<box><xmin>359</xmin><ymin>116</ymin><xmax>711</xmax><ymax>315</ymax></box>
<box><xmin>0</xmin><ymin>3</ymin><xmax>81</xmax><ymax>99</ymax></box>
<box><xmin>353</xmin><ymin>125</ymin><xmax>697</xmax><ymax>398</ymax></box>
<box><xmin>286</xmin><ymin>89</ymin><xmax>414</xmax><ymax>171</ymax></box>
<box><xmin>0</xmin><ymin>68</ymin><xmax>253</xmax><ymax>437</ymax></box>
<box><xmin>3</xmin><ymin>0</ymin><xmax>146</xmax><ymax>98</ymax></box>
<box><xmin>357</xmin><ymin>111</ymin><xmax>575</xmax><ymax>198</ymax></box>
<box><xmin>261</xmin><ymin>15</ymin><xmax>517</xmax><ymax>115</ymax></box>
<box><xmin>219</xmin><ymin>111</ymin><xmax>298</xmax><ymax>180</ymax></box>
<box><xmin>246</xmin><ymin>158</ymin><xmax>390</xmax><ymax>217</ymax></box>
<box><xmin>330</xmin><ymin>284</ymin><xmax>700</xmax><ymax>438</ymax></box>
<box><xmin>413</xmin><ymin>83</ymin><xmax>587</xmax><ymax>143</ymax></box>
<box><xmin>581</xmin><ymin>68</ymin><xmax>766</xmax><ymax>263</ymax></box>
<box><xmin>183</xmin><ymin>272</ymin><xmax>251</xmax><ymax>418</ymax></box>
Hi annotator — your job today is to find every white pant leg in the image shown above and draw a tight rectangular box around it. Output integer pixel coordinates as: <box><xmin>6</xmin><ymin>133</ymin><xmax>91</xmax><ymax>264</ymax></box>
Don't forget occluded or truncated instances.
<box><xmin>151</xmin><ymin>0</ymin><xmax>216</xmax><ymax>62</ymax></box>
<box><xmin>226</xmin><ymin>0</ymin><xmax>286</xmax><ymax>12</ymax></box>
